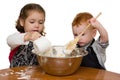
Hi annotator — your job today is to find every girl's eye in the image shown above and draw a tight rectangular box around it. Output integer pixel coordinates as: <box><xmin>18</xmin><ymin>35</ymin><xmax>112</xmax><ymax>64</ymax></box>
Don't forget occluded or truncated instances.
<box><xmin>39</xmin><ymin>21</ymin><xmax>44</xmax><ymax>24</ymax></box>
<box><xmin>30</xmin><ymin>21</ymin><xmax>34</xmax><ymax>23</ymax></box>
<box><xmin>29</xmin><ymin>20</ymin><xmax>35</xmax><ymax>23</ymax></box>
<box><xmin>39</xmin><ymin>22</ymin><xmax>44</xmax><ymax>24</ymax></box>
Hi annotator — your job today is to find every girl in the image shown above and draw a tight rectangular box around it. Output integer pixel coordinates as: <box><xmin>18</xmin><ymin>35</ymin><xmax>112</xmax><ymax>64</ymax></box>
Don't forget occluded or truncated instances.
<box><xmin>7</xmin><ymin>3</ymin><xmax>46</xmax><ymax>68</ymax></box>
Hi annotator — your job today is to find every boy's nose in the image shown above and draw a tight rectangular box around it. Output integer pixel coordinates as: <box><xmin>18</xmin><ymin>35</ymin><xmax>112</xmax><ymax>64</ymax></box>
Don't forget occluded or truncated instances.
<box><xmin>78</xmin><ymin>37</ymin><xmax>82</xmax><ymax>41</ymax></box>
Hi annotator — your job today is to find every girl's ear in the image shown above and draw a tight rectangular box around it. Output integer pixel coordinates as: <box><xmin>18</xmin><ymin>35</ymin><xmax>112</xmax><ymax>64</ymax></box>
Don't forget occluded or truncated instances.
<box><xmin>20</xmin><ymin>18</ymin><xmax>24</xmax><ymax>27</ymax></box>
<box><xmin>92</xmin><ymin>29</ymin><xmax>97</xmax><ymax>37</ymax></box>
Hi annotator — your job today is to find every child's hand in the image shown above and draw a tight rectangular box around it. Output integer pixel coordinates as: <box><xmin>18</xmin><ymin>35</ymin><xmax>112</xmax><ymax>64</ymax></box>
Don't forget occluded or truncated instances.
<box><xmin>89</xmin><ymin>18</ymin><xmax>102</xmax><ymax>29</ymax></box>
<box><xmin>24</xmin><ymin>32</ymin><xmax>41</xmax><ymax>42</ymax></box>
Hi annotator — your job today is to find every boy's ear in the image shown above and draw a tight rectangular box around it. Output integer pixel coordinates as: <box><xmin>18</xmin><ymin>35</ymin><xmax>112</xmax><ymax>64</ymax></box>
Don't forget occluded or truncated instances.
<box><xmin>92</xmin><ymin>29</ymin><xmax>97</xmax><ymax>37</ymax></box>
<box><xmin>20</xmin><ymin>18</ymin><xmax>24</xmax><ymax>27</ymax></box>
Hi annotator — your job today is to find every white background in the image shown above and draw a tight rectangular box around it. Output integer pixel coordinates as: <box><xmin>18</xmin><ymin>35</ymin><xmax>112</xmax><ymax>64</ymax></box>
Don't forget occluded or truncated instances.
<box><xmin>0</xmin><ymin>0</ymin><xmax>120</xmax><ymax>74</ymax></box>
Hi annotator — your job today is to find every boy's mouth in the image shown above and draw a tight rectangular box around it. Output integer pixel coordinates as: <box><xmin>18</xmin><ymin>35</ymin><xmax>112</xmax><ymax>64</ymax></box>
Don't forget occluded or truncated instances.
<box><xmin>78</xmin><ymin>42</ymin><xmax>85</xmax><ymax>46</ymax></box>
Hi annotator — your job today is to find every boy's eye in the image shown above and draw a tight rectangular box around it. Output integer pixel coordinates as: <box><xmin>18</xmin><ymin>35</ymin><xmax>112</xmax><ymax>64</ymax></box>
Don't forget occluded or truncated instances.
<box><xmin>74</xmin><ymin>34</ymin><xmax>78</xmax><ymax>36</ymax></box>
<box><xmin>82</xmin><ymin>33</ymin><xmax>85</xmax><ymax>36</ymax></box>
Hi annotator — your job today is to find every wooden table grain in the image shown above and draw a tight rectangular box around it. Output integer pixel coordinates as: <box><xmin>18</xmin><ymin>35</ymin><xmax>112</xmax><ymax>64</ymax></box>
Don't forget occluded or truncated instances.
<box><xmin>0</xmin><ymin>66</ymin><xmax>120</xmax><ymax>80</ymax></box>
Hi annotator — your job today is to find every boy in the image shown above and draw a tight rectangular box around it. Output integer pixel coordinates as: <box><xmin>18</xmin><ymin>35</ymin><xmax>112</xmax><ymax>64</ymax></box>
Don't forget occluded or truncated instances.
<box><xmin>72</xmin><ymin>12</ymin><xmax>109</xmax><ymax>69</ymax></box>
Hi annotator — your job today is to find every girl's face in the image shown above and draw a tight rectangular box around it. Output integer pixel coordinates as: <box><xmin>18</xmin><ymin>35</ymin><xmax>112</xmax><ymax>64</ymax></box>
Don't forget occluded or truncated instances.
<box><xmin>20</xmin><ymin>11</ymin><xmax>45</xmax><ymax>33</ymax></box>
<box><xmin>72</xmin><ymin>23</ymin><xmax>96</xmax><ymax>47</ymax></box>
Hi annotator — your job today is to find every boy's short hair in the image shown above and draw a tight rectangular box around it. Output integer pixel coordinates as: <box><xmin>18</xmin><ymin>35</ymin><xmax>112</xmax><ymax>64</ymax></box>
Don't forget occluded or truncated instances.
<box><xmin>72</xmin><ymin>12</ymin><xmax>93</xmax><ymax>27</ymax></box>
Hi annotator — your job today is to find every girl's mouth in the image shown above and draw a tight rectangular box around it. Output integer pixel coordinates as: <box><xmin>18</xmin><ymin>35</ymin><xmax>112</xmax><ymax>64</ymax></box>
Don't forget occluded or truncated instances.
<box><xmin>33</xmin><ymin>30</ymin><xmax>39</xmax><ymax>32</ymax></box>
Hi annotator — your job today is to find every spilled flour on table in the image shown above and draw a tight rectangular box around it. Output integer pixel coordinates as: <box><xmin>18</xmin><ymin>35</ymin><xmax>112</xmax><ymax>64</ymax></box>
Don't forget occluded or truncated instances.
<box><xmin>0</xmin><ymin>66</ymin><xmax>33</xmax><ymax>79</ymax></box>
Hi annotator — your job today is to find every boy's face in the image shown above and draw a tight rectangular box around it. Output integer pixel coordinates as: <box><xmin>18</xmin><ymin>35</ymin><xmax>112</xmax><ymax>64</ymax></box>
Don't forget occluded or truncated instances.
<box><xmin>72</xmin><ymin>23</ymin><xmax>96</xmax><ymax>47</ymax></box>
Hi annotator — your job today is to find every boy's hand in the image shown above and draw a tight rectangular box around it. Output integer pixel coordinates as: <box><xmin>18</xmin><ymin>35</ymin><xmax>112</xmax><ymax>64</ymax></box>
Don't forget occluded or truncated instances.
<box><xmin>89</xmin><ymin>18</ymin><xmax>102</xmax><ymax>29</ymax></box>
<box><xmin>24</xmin><ymin>32</ymin><xmax>41</xmax><ymax>42</ymax></box>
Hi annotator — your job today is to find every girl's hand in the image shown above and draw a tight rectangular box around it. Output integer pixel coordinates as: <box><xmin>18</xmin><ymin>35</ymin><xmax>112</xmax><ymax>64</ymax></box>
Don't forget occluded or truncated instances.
<box><xmin>24</xmin><ymin>32</ymin><xmax>41</xmax><ymax>42</ymax></box>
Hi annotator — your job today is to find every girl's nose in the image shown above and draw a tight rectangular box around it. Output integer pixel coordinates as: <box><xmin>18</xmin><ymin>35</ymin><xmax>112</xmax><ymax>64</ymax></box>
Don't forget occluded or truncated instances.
<box><xmin>35</xmin><ymin>23</ymin><xmax>39</xmax><ymax>28</ymax></box>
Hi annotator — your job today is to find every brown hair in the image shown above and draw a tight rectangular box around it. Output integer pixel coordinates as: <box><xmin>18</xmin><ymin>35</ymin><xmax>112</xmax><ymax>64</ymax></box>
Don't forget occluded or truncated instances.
<box><xmin>72</xmin><ymin>12</ymin><xmax>93</xmax><ymax>27</ymax></box>
<box><xmin>16</xmin><ymin>3</ymin><xmax>46</xmax><ymax>35</ymax></box>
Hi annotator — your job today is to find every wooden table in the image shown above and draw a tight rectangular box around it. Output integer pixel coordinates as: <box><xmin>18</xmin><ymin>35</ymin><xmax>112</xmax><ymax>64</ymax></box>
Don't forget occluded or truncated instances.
<box><xmin>0</xmin><ymin>66</ymin><xmax>120</xmax><ymax>80</ymax></box>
